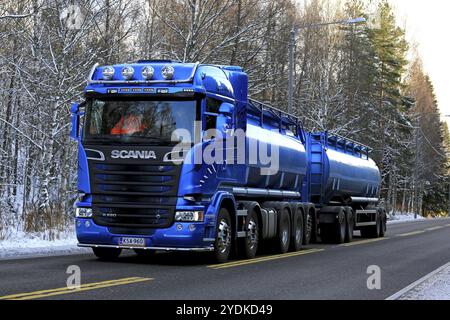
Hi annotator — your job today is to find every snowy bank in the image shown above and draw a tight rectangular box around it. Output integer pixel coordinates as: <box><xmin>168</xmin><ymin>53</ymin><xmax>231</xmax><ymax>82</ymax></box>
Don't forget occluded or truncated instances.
<box><xmin>0</xmin><ymin>230</ymin><xmax>89</xmax><ymax>260</ymax></box>
<box><xmin>387</xmin><ymin>212</ymin><xmax>426</xmax><ymax>224</ymax></box>
<box><xmin>388</xmin><ymin>262</ymin><xmax>450</xmax><ymax>300</ymax></box>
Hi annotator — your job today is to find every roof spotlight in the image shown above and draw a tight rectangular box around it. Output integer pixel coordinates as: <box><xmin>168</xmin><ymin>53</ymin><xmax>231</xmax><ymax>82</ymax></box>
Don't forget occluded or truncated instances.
<box><xmin>162</xmin><ymin>65</ymin><xmax>175</xmax><ymax>80</ymax></box>
<box><xmin>121</xmin><ymin>65</ymin><xmax>135</xmax><ymax>80</ymax></box>
<box><xmin>141</xmin><ymin>66</ymin><xmax>155</xmax><ymax>80</ymax></box>
<box><xmin>102</xmin><ymin>66</ymin><xmax>115</xmax><ymax>80</ymax></box>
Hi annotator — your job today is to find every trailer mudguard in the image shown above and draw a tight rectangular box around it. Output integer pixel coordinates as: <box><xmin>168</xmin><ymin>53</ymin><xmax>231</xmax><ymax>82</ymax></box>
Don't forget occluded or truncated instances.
<box><xmin>318</xmin><ymin>206</ymin><xmax>345</xmax><ymax>225</ymax></box>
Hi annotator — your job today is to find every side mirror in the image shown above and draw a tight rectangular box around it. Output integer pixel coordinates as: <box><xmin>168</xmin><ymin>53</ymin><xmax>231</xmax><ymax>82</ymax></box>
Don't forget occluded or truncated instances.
<box><xmin>70</xmin><ymin>103</ymin><xmax>80</xmax><ymax>140</ymax></box>
<box><xmin>218</xmin><ymin>102</ymin><xmax>234</xmax><ymax>134</ymax></box>
<box><xmin>219</xmin><ymin>102</ymin><xmax>234</xmax><ymax>115</ymax></box>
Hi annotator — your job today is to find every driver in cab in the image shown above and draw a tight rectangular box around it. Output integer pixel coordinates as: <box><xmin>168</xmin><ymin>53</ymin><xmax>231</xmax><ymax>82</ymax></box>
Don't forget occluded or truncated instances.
<box><xmin>110</xmin><ymin>106</ymin><xmax>148</xmax><ymax>135</ymax></box>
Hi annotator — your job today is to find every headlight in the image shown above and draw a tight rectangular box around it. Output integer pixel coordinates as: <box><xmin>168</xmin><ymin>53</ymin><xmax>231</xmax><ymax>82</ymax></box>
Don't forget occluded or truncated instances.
<box><xmin>121</xmin><ymin>65</ymin><xmax>135</xmax><ymax>80</ymax></box>
<box><xmin>141</xmin><ymin>66</ymin><xmax>154</xmax><ymax>80</ymax></box>
<box><xmin>161</xmin><ymin>65</ymin><xmax>174</xmax><ymax>80</ymax></box>
<box><xmin>102</xmin><ymin>66</ymin><xmax>115</xmax><ymax>80</ymax></box>
<box><xmin>75</xmin><ymin>208</ymin><xmax>93</xmax><ymax>218</ymax></box>
<box><xmin>175</xmin><ymin>211</ymin><xmax>204</xmax><ymax>222</ymax></box>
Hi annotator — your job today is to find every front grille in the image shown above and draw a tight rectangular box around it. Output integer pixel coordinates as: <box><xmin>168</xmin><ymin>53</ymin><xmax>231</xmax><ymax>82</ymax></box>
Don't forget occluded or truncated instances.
<box><xmin>87</xmin><ymin>149</ymin><xmax>182</xmax><ymax>228</ymax></box>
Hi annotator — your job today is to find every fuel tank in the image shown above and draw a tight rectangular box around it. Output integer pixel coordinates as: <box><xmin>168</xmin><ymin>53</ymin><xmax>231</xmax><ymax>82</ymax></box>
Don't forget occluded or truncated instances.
<box><xmin>244</xmin><ymin>120</ymin><xmax>308</xmax><ymax>193</ymax></box>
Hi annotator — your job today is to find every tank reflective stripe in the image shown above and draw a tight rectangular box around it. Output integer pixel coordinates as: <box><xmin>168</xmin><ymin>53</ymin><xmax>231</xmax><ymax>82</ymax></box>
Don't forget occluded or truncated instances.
<box><xmin>351</xmin><ymin>197</ymin><xmax>379</xmax><ymax>203</ymax></box>
<box><xmin>232</xmin><ymin>187</ymin><xmax>300</xmax><ymax>198</ymax></box>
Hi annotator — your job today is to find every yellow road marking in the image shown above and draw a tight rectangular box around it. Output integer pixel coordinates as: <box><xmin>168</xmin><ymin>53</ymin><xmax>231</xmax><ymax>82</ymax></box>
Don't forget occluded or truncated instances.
<box><xmin>0</xmin><ymin>277</ymin><xmax>152</xmax><ymax>300</ymax></box>
<box><xmin>397</xmin><ymin>230</ymin><xmax>425</xmax><ymax>237</ymax></box>
<box><xmin>425</xmin><ymin>226</ymin><xmax>444</xmax><ymax>231</ymax></box>
<box><xmin>208</xmin><ymin>249</ymin><xmax>324</xmax><ymax>269</ymax></box>
<box><xmin>446</xmin><ymin>224</ymin><xmax>450</xmax><ymax>227</ymax></box>
<box><xmin>340</xmin><ymin>237</ymin><xmax>389</xmax><ymax>247</ymax></box>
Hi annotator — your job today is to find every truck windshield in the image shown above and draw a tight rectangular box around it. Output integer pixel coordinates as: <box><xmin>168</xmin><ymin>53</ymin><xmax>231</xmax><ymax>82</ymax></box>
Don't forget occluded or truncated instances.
<box><xmin>83</xmin><ymin>99</ymin><xmax>197</xmax><ymax>144</ymax></box>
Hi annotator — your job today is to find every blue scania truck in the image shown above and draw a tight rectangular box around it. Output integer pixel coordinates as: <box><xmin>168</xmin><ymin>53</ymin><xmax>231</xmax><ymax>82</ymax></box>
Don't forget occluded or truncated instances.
<box><xmin>70</xmin><ymin>60</ymin><xmax>385</xmax><ymax>262</ymax></box>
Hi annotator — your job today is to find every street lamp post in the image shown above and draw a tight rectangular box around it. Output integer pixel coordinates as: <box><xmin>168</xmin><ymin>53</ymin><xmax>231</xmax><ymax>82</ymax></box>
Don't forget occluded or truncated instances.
<box><xmin>287</xmin><ymin>17</ymin><xmax>366</xmax><ymax>114</ymax></box>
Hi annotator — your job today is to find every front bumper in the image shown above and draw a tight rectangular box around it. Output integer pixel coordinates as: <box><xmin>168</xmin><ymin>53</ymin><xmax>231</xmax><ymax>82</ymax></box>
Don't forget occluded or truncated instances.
<box><xmin>78</xmin><ymin>243</ymin><xmax>214</xmax><ymax>252</ymax></box>
<box><xmin>76</xmin><ymin>217</ymin><xmax>216</xmax><ymax>251</ymax></box>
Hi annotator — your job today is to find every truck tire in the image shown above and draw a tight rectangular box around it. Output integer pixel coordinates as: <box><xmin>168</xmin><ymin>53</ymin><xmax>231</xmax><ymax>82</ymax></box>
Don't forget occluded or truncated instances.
<box><xmin>291</xmin><ymin>210</ymin><xmax>304</xmax><ymax>251</ymax></box>
<box><xmin>243</xmin><ymin>209</ymin><xmax>259</xmax><ymax>259</ymax></box>
<box><xmin>92</xmin><ymin>247</ymin><xmax>122</xmax><ymax>260</ymax></box>
<box><xmin>360</xmin><ymin>212</ymin><xmax>380</xmax><ymax>238</ymax></box>
<box><xmin>303</xmin><ymin>209</ymin><xmax>313</xmax><ymax>245</ymax></box>
<box><xmin>320</xmin><ymin>224</ymin><xmax>333</xmax><ymax>243</ymax></box>
<box><xmin>321</xmin><ymin>208</ymin><xmax>346</xmax><ymax>244</ymax></box>
<box><xmin>345</xmin><ymin>208</ymin><xmax>354</xmax><ymax>243</ymax></box>
<box><xmin>378</xmin><ymin>209</ymin><xmax>387</xmax><ymax>238</ymax></box>
<box><xmin>213</xmin><ymin>208</ymin><xmax>233</xmax><ymax>263</ymax></box>
<box><xmin>277</xmin><ymin>207</ymin><xmax>291</xmax><ymax>253</ymax></box>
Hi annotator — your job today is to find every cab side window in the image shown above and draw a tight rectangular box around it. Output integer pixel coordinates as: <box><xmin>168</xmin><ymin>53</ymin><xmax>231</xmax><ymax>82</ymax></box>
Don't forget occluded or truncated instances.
<box><xmin>204</xmin><ymin>98</ymin><xmax>222</xmax><ymax>131</ymax></box>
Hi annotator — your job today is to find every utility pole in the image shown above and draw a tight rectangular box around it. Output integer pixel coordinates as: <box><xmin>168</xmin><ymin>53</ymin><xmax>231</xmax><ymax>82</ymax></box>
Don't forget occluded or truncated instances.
<box><xmin>286</xmin><ymin>17</ymin><xmax>365</xmax><ymax>116</ymax></box>
<box><xmin>447</xmin><ymin>184</ymin><xmax>450</xmax><ymax>218</ymax></box>
<box><xmin>288</xmin><ymin>29</ymin><xmax>295</xmax><ymax>115</ymax></box>
<box><xmin>413</xmin><ymin>116</ymin><xmax>420</xmax><ymax>219</ymax></box>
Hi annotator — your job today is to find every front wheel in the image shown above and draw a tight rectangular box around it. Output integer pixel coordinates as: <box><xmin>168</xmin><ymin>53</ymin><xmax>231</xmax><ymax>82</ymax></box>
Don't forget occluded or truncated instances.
<box><xmin>213</xmin><ymin>208</ymin><xmax>233</xmax><ymax>263</ymax></box>
<box><xmin>92</xmin><ymin>247</ymin><xmax>122</xmax><ymax>260</ymax></box>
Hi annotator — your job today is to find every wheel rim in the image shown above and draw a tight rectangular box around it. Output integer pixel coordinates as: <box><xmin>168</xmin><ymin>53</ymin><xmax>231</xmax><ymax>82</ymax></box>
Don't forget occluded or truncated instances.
<box><xmin>217</xmin><ymin>219</ymin><xmax>231</xmax><ymax>254</ymax></box>
<box><xmin>306</xmin><ymin>214</ymin><xmax>313</xmax><ymax>239</ymax></box>
<box><xmin>295</xmin><ymin>219</ymin><xmax>302</xmax><ymax>244</ymax></box>
<box><xmin>247</xmin><ymin>219</ymin><xmax>258</xmax><ymax>250</ymax></box>
<box><xmin>340</xmin><ymin>219</ymin><xmax>346</xmax><ymax>236</ymax></box>
<box><xmin>282</xmin><ymin>216</ymin><xmax>289</xmax><ymax>245</ymax></box>
<box><xmin>380</xmin><ymin>218</ymin><xmax>385</xmax><ymax>234</ymax></box>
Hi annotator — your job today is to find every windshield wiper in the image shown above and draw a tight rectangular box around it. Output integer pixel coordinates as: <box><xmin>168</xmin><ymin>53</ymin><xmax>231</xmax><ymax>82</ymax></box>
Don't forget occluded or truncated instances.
<box><xmin>83</xmin><ymin>137</ymin><xmax>125</xmax><ymax>145</ymax></box>
<box><xmin>123</xmin><ymin>136</ymin><xmax>182</xmax><ymax>145</ymax></box>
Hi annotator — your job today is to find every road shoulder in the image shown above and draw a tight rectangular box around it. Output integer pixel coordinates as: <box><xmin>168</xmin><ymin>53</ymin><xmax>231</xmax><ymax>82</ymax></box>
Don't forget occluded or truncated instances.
<box><xmin>386</xmin><ymin>262</ymin><xmax>450</xmax><ymax>300</ymax></box>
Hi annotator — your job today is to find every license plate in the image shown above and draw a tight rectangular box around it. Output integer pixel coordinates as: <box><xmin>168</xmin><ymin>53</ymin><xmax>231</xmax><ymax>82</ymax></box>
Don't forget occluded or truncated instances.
<box><xmin>118</xmin><ymin>237</ymin><xmax>146</xmax><ymax>247</ymax></box>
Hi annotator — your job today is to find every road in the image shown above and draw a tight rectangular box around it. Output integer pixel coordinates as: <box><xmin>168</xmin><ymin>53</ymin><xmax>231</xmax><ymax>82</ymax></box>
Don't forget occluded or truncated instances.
<box><xmin>0</xmin><ymin>218</ymin><xmax>449</xmax><ymax>300</ymax></box>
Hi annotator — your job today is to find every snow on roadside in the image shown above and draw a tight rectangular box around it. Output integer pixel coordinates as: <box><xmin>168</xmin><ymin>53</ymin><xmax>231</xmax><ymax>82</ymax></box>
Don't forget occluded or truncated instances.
<box><xmin>0</xmin><ymin>229</ymin><xmax>89</xmax><ymax>259</ymax></box>
<box><xmin>387</xmin><ymin>212</ymin><xmax>426</xmax><ymax>224</ymax></box>
<box><xmin>395</xmin><ymin>263</ymin><xmax>450</xmax><ymax>300</ymax></box>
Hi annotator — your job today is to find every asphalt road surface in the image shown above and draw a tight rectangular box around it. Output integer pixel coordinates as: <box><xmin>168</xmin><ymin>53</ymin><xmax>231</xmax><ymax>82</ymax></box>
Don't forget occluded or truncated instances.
<box><xmin>0</xmin><ymin>218</ymin><xmax>449</xmax><ymax>300</ymax></box>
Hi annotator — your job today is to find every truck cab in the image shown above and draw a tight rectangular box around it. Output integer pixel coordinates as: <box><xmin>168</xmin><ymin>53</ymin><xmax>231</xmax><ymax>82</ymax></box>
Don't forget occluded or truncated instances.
<box><xmin>72</xmin><ymin>61</ymin><xmax>256</xmax><ymax>261</ymax></box>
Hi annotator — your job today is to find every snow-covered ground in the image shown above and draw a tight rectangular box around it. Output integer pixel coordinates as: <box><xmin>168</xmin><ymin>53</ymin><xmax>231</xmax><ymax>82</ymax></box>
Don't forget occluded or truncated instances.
<box><xmin>389</xmin><ymin>263</ymin><xmax>450</xmax><ymax>300</ymax></box>
<box><xmin>0</xmin><ymin>229</ymin><xmax>88</xmax><ymax>260</ymax></box>
<box><xmin>387</xmin><ymin>212</ymin><xmax>426</xmax><ymax>224</ymax></box>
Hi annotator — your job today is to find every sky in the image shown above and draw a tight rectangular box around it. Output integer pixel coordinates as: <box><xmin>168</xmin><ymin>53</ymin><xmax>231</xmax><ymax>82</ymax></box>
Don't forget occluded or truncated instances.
<box><xmin>389</xmin><ymin>0</ymin><xmax>450</xmax><ymax>124</ymax></box>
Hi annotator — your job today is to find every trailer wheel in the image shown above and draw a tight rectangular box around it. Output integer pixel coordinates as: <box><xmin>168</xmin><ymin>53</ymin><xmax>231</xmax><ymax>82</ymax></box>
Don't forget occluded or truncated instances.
<box><xmin>378</xmin><ymin>209</ymin><xmax>387</xmax><ymax>238</ymax></box>
<box><xmin>320</xmin><ymin>224</ymin><xmax>333</xmax><ymax>243</ymax></box>
<box><xmin>345</xmin><ymin>209</ymin><xmax>354</xmax><ymax>243</ymax></box>
<box><xmin>243</xmin><ymin>209</ymin><xmax>259</xmax><ymax>259</ymax></box>
<box><xmin>333</xmin><ymin>209</ymin><xmax>346</xmax><ymax>244</ymax></box>
<box><xmin>303</xmin><ymin>210</ymin><xmax>313</xmax><ymax>245</ymax></box>
<box><xmin>360</xmin><ymin>212</ymin><xmax>380</xmax><ymax>238</ymax></box>
<box><xmin>321</xmin><ymin>209</ymin><xmax>346</xmax><ymax>244</ymax></box>
<box><xmin>213</xmin><ymin>208</ymin><xmax>233</xmax><ymax>263</ymax></box>
<box><xmin>277</xmin><ymin>208</ymin><xmax>291</xmax><ymax>253</ymax></box>
<box><xmin>92</xmin><ymin>247</ymin><xmax>122</xmax><ymax>260</ymax></box>
<box><xmin>291</xmin><ymin>211</ymin><xmax>304</xmax><ymax>251</ymax></box>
